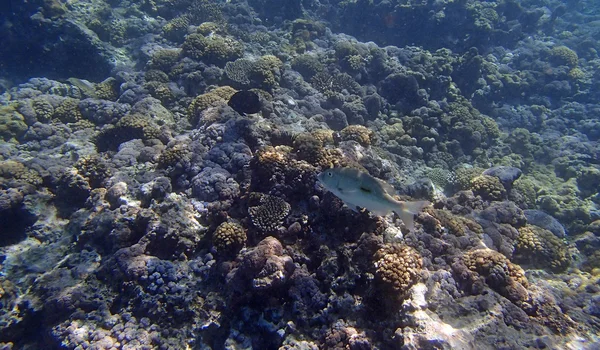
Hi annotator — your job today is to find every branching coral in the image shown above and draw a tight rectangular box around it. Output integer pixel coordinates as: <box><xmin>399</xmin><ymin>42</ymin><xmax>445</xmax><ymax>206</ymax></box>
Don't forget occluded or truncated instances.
<box><xmin>248</xmin><ymin>193</ymin><xmax>291</xmax><ymax>233</ymax></box>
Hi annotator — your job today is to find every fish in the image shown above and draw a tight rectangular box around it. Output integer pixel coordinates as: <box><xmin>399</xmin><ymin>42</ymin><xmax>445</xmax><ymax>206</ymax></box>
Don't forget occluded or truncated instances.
<box><xmin>317</xmin><ymin>167</ymin><xmax>430</xmax><ymax>231</ymax></box>
<box><xmin>227</xmin><ymin>90</ymin><xmax>261</xmax><ymax>115</ymax></box>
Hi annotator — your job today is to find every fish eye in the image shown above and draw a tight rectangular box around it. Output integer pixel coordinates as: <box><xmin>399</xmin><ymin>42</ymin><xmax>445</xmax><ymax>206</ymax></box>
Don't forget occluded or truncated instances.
<box><xmin>327</xmin><ymin>172</ymin><xmax>333</xmax><ymax>177</ymax></box>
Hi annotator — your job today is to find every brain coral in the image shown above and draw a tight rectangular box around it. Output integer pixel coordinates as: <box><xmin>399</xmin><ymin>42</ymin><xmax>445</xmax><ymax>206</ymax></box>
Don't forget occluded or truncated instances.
<box><xmin>373</xmin><ymin>244</ymin><xmax>422</xmax><ymax>296</ymax></box>
<box><xmin>248</xmin><ymin>193</ymin><xmax>291</xmax><ymax>233</ymax></box>
<box><xmin>514</xmin><ymin>224</ymin><xmax>571</xmax><ymax>272</ymax></box>
<box><xmin>213</xmin><ymin>222</ymin><xmax>247</xmax><ymax>255</ymax></box>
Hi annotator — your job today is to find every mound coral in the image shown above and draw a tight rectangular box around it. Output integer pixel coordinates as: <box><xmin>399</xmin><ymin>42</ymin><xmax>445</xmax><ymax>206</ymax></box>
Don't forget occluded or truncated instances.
<box><xmin>373</xmin><ymin>243</ymin><xmax>422</xmax><ymax>296</ymax></box>
<box><xmin>225</xmin><ymin>55</ymin><xmax>283</xmax><ymax>90</ymax></box>
<box><xmin>514</xmin><ymin>224</ymin><xmax>571</xmax><ymax>272</ymax></box>
<box><xmin>182</xmin><ymin>33</ymin><xmax>243</xmax><ymax>66</ymax></box>
<box><xmin>74</xmin><ymin>155</ymin><xmax>112</xmax><ymax>189</ymax></box>
<box><xmin>187</xmin><ymin>86</ymin><xmax>237</xmax><ymax>125</ymax></box>
<box><xmin>550</xmin><ymin>45</ymin><xmax>579</xmax><ymax>67</ymax></box>
<box><xmin>340</xmin><ymin>125</ymin><xmax>375</xmax><ymax>146</ymax></box>
<box><xmin>458</xmin><ymin>248</ymin><xmax>529</xmax><ymax>306</ymax></box>
<box><xmin>0</xmin><ymin>107</ymin><xmax>28</xmax><ymax>141</ymax></box>
<box><xmin>212</xmin><ymin>222</ymin><xmax>247</xmax><ymax>255</ymax></box>
<box><xmin>470</xmin><ymin>174</ymin><xmax>506</xmax><ymax>201</ymax></box>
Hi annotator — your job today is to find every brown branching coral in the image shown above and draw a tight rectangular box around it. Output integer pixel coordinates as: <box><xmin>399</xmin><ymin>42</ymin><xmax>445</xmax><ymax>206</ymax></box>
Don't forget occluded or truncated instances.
<box><xmin>373</xmin><ymin>243</ymin><xmax>423</xmax><ymax>296</ymax></box>
<box><xmin>514</xmin><ymin>224</ymin><xmax>571</xmax><ymax>272</ymax></box>
<box><xmin>248</xmin><ymin>193</ymin><xmax>291</xmax><ymax>233</ymax></box>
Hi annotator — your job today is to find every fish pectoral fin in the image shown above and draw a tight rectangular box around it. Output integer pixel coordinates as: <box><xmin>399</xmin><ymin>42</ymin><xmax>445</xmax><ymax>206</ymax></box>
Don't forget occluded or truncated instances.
<box><xmin>359</xmin><ymin>186</ymin><xmax>372</xmax><ymax>193</ymax></box>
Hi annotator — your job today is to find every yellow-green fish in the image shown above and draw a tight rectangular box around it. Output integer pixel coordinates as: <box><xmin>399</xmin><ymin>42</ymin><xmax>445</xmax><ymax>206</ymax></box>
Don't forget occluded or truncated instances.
<box><xmin>317</xmin><ymin>167</ymin><xmax>430</xmax><ymax>231</ymax></box>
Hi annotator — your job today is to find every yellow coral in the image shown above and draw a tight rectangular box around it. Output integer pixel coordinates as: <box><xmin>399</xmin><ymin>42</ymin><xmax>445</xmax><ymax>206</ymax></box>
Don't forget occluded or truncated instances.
<box><xmin>550</xmin><ymin>45</ymin><xmax>579</xmax><ymax>67</ymax></box>
<box><xmin>340</xmin><ymin>125</ymin><xmax>374</xmax><ymax>146</ymax></box>
<box><xmin>470</xmin><ymin>174</ymin><xmax>506</xmax><ymax>201</ymax></box>
<box><xmin>374</xmin><ymin>244</ymin><xmax>422</xmax><ymax>295</ymax></box>
<box><xmin>515</xmin><ymin>224</ymin><xmax>570</xmax><ymax>272</ymax></box>
<box><xmin>213</xmin><ymin>222</ymin><xmax>247</xmax><ymax>254</ymax></box>
<box><xmin>188</xmin><ymin>86</ymin><xmax>237</xmax><ymax>122</ymax></box>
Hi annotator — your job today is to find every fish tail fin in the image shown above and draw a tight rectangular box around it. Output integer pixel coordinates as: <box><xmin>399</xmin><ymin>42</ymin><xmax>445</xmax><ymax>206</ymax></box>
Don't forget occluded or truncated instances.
<box><xmin>393</xmin><ymin>200</ymin><xmax>430</xmax><ymax>231</ymax></box>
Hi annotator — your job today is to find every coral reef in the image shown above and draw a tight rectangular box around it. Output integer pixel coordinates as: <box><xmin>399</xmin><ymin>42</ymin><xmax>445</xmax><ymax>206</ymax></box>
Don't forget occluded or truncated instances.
<box><xmin>1</xmin><ymin>0</ymin><xmax>599</xmax><ymax>348</ymax></box>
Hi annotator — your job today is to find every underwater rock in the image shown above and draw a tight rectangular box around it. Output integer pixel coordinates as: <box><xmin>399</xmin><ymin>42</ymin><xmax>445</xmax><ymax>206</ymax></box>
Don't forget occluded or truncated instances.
<box><xmin>483</xmin><ymin>166</ymin><xmax>522</xmax><ymax>189</ymax></box>
<box><xmin>524</xmin><ymin>209</ymin><xmax>566</xmax><ymax>238</ymax></box>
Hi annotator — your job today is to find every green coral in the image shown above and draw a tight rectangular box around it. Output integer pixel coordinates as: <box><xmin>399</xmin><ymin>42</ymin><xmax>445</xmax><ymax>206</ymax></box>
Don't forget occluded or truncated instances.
<box><xmin>144</xmin><ymin>81</ymin><xmax>175</xmax><ymax>105</ymax></box>
<box><xmin>182</xmin><ymin>33</ymin><xmax>243</xmax><ymax>66</ymax></box>
<box><xmin>0</xmin><ymin>106</ymin><xmax>27</xmax><ymax>142</ymax></box>
<box><xmin>512</xmin><ymin>177</ymin><xmax>537</xmax><ymax>208</ymax></box>
<box><xmin>145</xmin><ymin>70</ymin><xmax>170</xmax><ymax>83</ymax></box>
<box><xmin>212</xmin><ymin>222</ymin><xmax>246</xmax><ymax>255</ymax></box>
<box><xmin>0</xmin><ymin>160</ymin><xmax>43</xmax><ymax>187</ymax></box>
<box><xmin>54</xmin><ymin>98</ymin><xmax>83</xmax><ymax>123</ymax></box>
<box><xmin>94</xmin><ymin>78</ymin><xmax>119</xmax><ymax>101</ymax></box>
<box><xmin>148</xmin><ymin>49</ymin><xmax>181</xmax><ymax>72</ymax></box>
<box><xmin>515</xmin><ymin>224</ymin><xmax>571</xmax><ymax>272</ymax></box>
<box><xmin>550</xmin><ymin>45</ymin><xmax>579</xmax><ymax>68</ymax></box>
<box><xmin>30</xmin><ymin>98</ymin><xmax>54</xmax><ymax>122</ymax></box>
<box><xmin>225</xmin><ymin>55</ymin><xmax>283</xmax><ymax>90</ymax></box>
<box><xmin>454</xmin><ymin>166</ymin><xmax>484</xmax><ymax>191</ymax></box>
<box><xmin>157</xmin><ymin>143</ymin><xmax>191</xmax><ymax>169</ymax></box>
<box><xmin>116</xmin><ymin>113</ymin><xmax>161</xmax><ymax>140</ymax></box>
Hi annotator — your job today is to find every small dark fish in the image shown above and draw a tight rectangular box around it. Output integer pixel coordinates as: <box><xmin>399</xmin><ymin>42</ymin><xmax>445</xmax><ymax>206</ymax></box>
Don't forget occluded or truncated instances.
<box><xmin>227</xmin><ymin>90</ymin><xmax>261</xmax><ymax>115</ymax></box>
